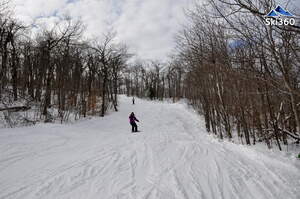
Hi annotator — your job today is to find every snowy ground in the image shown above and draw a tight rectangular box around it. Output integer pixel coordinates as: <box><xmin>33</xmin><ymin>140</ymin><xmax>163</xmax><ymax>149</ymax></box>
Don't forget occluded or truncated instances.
<box><xmin>0</xmin><ymin>96</ymin><xmax>299</xmax><ymax>199</ymax></box>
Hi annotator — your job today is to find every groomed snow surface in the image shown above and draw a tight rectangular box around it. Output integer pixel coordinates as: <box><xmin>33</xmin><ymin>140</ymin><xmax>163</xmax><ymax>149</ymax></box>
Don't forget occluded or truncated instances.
<box><xmin>0</xmin><ymin>96</ymin><xmax>299</xmax><ymax>199</ymax></box>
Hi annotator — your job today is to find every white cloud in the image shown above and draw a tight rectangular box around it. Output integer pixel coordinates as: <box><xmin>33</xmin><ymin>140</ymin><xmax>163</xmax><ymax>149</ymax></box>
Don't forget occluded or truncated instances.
<box><xmin>13</xmin><ymin>0</ymin><xmax>68</xmax><ymax>23</ymax></box>
<box><xmin>113</xmin><ymin>0</ymin><xmax>189</xmax><ymax>60</ymax></box>
<box><xmin>9</xmin><ymin>0</ymin><xmax>300</xmax><ymax>62</ymax></box>
<box><xmin>10</xmin><ymin>0</ymin><xmax>192</xmax><ymax>61</ymax></box>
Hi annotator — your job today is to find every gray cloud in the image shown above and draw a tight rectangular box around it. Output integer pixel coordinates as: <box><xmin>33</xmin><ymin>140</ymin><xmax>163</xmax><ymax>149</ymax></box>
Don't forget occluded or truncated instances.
<box><xmin>11</xmin><ymin>0</ymin><xmax>192</xmax><ymax>61</ymax></box>
<box><xmin>10</xmin><ymin>0</ymin><xmax>300</xmax><ymax>61</ymax></box>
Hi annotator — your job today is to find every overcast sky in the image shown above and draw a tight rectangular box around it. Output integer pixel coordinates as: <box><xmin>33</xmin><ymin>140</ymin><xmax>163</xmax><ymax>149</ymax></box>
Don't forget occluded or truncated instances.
<box><xmin>11</xmin><ymin>0</ymin><xmax>193</xmax><ymax>61</ymax></box>
<box><xmin>10</xmin><ymin>0</ymin><xmax>300</xmax><ymax>62</ymax></box>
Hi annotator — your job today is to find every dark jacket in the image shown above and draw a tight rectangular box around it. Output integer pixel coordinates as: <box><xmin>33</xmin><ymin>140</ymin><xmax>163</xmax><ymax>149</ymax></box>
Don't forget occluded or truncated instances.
<box><xmin>129</xmin><ymin>114</ymin><xmax>139</xmax><ymax>124</ymax></box>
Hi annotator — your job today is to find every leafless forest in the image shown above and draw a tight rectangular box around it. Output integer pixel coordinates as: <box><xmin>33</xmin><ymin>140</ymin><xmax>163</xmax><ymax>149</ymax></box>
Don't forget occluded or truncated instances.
<box><xmin>1</xmin><ymin>0</ymin><xmax>300</xmax><ymax>150</ymax></box>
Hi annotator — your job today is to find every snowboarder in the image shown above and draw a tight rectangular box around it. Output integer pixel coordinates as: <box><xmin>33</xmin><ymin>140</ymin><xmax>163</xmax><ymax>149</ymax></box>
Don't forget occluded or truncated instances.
<box><xmin>129</xmin><ymin>112</ymin><xmax>139</xmax><ymax>132</ymax></box>
<box><xmin>132</xmin><ymin>97</ymin><xmax>135</xmax><ymax>105</ymax></box>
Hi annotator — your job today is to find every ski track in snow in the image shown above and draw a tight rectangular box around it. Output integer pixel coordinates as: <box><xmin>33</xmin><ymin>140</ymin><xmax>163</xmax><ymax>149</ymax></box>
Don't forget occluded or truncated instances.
<box><xmin>0</xmin><ymin>96</ymin><xmax>299</xmax><ymax>199</ymax></box>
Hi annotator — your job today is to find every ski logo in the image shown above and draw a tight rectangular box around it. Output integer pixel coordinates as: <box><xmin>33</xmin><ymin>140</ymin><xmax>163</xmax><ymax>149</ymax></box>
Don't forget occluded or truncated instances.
<box><xmin>266</xmin><ymin>5</ymin><xmax>293</xmax><ymax>17</ymax></box>
<box><xmin>265</xmin><ymin>5</ymin><xmax>296</xmax><ymax>26</ymax></box>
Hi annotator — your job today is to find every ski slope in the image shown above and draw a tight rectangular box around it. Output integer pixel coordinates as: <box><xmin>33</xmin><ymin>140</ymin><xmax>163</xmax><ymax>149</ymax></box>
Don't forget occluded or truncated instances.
<box><xmin>0</xmin><ymin>96</ymin><xmax>299</xmax><ymax>199</ymax></box>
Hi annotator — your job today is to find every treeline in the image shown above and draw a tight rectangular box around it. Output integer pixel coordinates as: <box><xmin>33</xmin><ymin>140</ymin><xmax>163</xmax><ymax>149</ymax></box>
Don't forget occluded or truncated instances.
<box><xmin>177</xmin><ymin>0</ymin><xmax>300</xmax><ymax>149</ymax></box>
<box><xmin>123</xmin><ymin>60</ymin><xmax>183</xmax><ymax>101</ymax></box>
<box><xmin>125</xmin><ymin>0</ymin><xmax>300</xmax><ymax>150</ymax></box>
<box><xmin>179</xmin><ymin>0</ymin><xmax>300</xmax><ymax>150</ymax></box>
<box><xmin>0</xmin><ymin>4</ymin><xmax>129</xmax><ymax>125</ymax></box>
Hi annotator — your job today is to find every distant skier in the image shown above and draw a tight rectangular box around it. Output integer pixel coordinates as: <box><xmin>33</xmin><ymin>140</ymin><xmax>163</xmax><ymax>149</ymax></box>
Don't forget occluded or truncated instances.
<box><xmin>129</xmin><ymin>112</ymin><xmax>139</xmax><ymax>132</ymax></box>
<box><xmin>132</xmin><ymin>97</ymin><xmax>135</xmax><ymax>105</ymax></box>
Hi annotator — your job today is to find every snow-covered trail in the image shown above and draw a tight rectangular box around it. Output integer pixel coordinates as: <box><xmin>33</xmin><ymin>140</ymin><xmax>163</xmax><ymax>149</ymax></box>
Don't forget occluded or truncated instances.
<box><xmin>0</xmin><ymin>96</ymin><xmax>299</xmax><ymax>199</ymax></box>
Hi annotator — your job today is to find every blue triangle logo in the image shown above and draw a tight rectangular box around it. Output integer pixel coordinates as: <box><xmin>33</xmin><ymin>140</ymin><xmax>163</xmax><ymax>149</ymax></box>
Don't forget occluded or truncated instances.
<box><xmin>266</xmin><ymin>10</ymin><xmax>279</xmax><ymax>17</ymax></box>
<box><xmin>275</xmin><ymin>5</ymin><xmax>293</xmax><ymax>17</ymax></box>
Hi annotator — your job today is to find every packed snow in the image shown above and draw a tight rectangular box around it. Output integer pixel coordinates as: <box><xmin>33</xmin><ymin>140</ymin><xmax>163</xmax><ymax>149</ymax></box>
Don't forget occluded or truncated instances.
<box><xmin>0</xmin><ymin>96</ymin><xmax>299</xmax><ymax>199</ymax></box>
